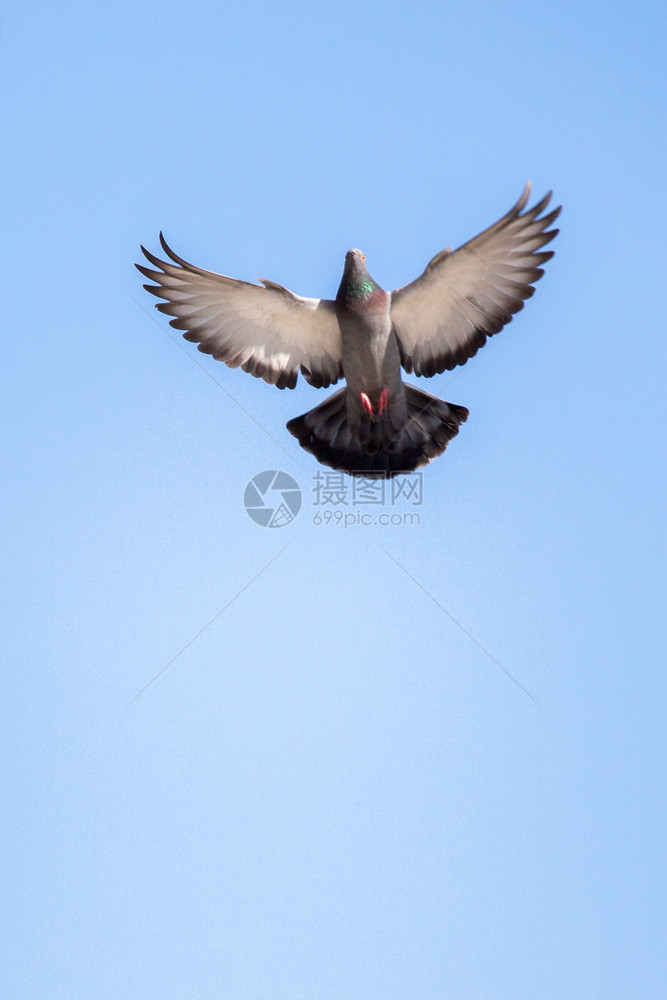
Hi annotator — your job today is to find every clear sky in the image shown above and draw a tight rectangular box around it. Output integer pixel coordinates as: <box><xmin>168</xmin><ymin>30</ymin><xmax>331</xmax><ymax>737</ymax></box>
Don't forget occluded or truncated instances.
<box><xmin>2</xmin><ymin>1</ymin><xmax>666</xmax><ymax>997</ymax></box>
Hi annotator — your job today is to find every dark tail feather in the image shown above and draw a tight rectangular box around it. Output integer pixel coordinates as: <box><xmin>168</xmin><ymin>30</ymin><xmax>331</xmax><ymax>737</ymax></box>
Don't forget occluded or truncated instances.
<box><xmin>286</xmin><ymin>384</ymin><xmax>468</xmax><ymax>478</ymax></box>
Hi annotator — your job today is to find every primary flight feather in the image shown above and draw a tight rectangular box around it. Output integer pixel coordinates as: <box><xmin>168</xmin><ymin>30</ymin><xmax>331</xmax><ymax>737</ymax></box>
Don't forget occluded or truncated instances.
<box><xmin>137</xmin><ymin>182</ymin><xmax>560</xmax><ymax>477</ymax></box>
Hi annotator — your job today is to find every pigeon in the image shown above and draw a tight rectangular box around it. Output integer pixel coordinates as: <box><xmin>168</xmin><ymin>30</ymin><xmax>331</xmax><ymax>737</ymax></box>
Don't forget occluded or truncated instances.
<box><xmin>136</xmin><ymin>182</ymin><xmax>560</xmax><ymax>477</ymax></box>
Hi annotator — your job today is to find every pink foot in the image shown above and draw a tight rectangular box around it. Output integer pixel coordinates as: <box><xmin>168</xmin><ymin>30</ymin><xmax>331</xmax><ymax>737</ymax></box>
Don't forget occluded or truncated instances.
<box><xmin>360</xmin><ymin>392</ymin><xmax>374</xmax><ymax>417</ymax></box>
<box><xmin>378</xmin><ymin>386</ymin><xmax>388</xmax><ymax>415</ymax></box>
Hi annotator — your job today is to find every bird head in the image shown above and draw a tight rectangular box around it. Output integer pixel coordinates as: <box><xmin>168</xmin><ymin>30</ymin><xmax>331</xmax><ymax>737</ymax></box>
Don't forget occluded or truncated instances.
<box><xmin>338</xmin><ymin>248</ymin><xmax>382</xmax><ymax>304</ymax></box>
<box><xmin>344</xmin><ymin>248</ymin><xmax>367</xmax><ymax>272</ymax></box>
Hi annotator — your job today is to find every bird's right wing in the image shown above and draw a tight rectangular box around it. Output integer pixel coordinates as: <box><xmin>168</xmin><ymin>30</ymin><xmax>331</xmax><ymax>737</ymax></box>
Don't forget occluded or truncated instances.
<box><xmin>390</xmin><ymin>183</ymin><xmax>560</xmax><ymax>376</ymax></box>
<box><xmin>136</xmin><ymin>235</ymin><xmax>343</xmax><ymax>389</ymax></box>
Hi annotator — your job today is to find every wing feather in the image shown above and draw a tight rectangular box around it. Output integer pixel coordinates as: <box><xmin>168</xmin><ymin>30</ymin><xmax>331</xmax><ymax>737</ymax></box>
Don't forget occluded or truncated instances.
<box><xmin>136</xmin><ymin>235</ymin><xmax>343</xmax><ymax>389</ymax></box>
<box><xmin>391</xmin><ymin>183</ymin><xmax>560</xmax><ymax>376</ymax></box>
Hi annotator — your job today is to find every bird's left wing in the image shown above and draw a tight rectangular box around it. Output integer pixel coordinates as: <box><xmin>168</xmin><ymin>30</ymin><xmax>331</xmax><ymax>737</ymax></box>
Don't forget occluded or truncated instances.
<box><xmin>390</xmin><ymin>183</ymin><xmax>560</xmax><ymax>376</ymax></box>
<box><xmin>136</xmin><ymin>235</ymin><xmax>343</xmax><ymax>389</ymax></box>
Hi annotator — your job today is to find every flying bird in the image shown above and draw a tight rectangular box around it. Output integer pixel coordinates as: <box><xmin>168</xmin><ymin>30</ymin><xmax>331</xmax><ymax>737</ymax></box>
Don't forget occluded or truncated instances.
<box><xmin>137</xmin><ymin>182</ymin><xmax>560</xmax><ymax>477</ymax></box>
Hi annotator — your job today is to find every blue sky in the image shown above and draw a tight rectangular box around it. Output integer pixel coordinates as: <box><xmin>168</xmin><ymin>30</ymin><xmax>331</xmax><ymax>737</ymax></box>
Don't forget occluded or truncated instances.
<box><xmin>2</xmin><ymin>1</ymin><xmax>666</xmax><ymax>997</ymax></box>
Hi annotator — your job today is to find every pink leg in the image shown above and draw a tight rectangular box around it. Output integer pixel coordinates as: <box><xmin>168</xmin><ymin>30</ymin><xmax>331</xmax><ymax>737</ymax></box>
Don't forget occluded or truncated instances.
<box><xmin>360</xmin><ymin>392</ymin><xmax>374</xmax><ymax>417</ymax></box>
<box><xmin>378</xmin><ymin>386</ymin><xmax>388</xmax><ymax>415</ymax></box>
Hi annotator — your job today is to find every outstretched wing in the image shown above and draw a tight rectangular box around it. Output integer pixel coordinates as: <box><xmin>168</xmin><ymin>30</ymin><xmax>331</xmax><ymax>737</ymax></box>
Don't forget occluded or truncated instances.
<box><xmin>136</xmin><ymin>235</ymin><xmax>343</xmax><ymax>389</ymax></box>
<box><xmin>390</xmin><ymin>183</ymin><xmax>560</xmax><ymax>376</ymax></box>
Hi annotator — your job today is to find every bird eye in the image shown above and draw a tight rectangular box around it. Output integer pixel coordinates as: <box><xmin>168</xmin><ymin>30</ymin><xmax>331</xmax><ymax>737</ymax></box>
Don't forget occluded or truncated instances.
<box><xmin>362</xmin><ymin>254</ymin><xmax>365</xmax><ymax>260</ymax></box>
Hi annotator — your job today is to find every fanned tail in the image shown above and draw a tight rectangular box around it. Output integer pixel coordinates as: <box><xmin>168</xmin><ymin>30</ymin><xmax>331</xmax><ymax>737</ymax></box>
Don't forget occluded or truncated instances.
<box><xmin>286</xmin><ymin>385</ymin><xmax>468</xmax><ymax>478</ymax></box>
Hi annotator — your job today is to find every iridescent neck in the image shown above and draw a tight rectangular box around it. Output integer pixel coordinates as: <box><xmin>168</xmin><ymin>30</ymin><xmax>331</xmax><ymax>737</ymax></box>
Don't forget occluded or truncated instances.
<box><xmin>346</xmin><ymin>275</ymin><xmax>377</xmax><ymax>298</ymax></box>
